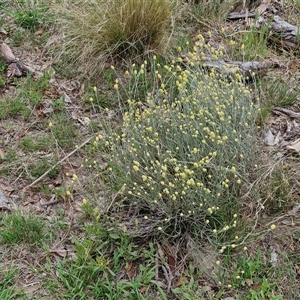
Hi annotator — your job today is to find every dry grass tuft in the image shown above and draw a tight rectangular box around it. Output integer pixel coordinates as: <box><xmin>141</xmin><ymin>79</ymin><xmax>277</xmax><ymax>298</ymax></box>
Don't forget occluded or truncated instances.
<box><xmin>52</xmin><ymin>0</ymin><xmax>177</xmax><ymax>78</ymax></box>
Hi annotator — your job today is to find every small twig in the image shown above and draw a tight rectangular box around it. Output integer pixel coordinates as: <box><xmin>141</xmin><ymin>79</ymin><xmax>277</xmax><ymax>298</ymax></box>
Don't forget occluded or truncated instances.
<box><xmin>24</xmin><ymin>281</ymin><xmax>41</xmax><ymax>287</ymax></box>
<box><xmin>106</xmin><ymin>190</ymin><xmax>121</xmax><ymax>212</ymax></box>
<box><xmin>21</xmin><ymin>135</ymin><xmax>94</xmax><ymax>196</ymax></box>
<box><xmin>41</xmin><ymin>195</ymin><xmax>59</xmax><ymax>207</ymax></box>
<box><xmin>187</xmin><ymin>12</ymin><xmax>216</xmax><ymax>32</ymax></box>
<box><xmin>161</xmin><ymin>264</ymin><xmax>173</xmax><ymax>293</ymax></box>
<box><xmin>42</xmin><ymin>200</ymin><xmax>59</xmax><ymax>206</ymax></box>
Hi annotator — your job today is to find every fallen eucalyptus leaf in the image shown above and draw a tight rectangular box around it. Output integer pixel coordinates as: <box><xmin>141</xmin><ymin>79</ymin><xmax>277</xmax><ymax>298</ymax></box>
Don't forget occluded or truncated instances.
<box><xmin>287</xmin><ymin>138</ymin><xmax>300</xmax><ymax>152</ymax></box>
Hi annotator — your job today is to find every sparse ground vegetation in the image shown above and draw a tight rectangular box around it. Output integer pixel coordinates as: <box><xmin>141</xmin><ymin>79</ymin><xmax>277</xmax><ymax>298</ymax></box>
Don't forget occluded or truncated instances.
<box><xmin>0</xmin><ymin>0</ymin><xmax>300</xmax><ymax>299</ymax></box>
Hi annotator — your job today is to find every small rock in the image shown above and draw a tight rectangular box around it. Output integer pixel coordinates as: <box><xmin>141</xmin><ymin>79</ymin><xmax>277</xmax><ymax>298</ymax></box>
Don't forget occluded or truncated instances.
<box><xmin>0</xmin><ymin>189</ymin><xmax>11</xmax><ymax>210</ymax></box>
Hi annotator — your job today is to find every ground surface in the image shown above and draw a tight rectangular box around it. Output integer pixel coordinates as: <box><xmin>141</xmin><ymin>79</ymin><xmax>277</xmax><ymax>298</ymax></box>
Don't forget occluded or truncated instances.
<box><xmin>1</xmin><ymin>1</ymin><xmax>300</xmax><ymax>299</ymax></box>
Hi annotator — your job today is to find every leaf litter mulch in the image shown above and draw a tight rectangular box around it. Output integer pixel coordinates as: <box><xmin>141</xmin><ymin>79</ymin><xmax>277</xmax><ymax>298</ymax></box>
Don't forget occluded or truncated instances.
<box><xmin>0</xmin><ymin>42</ymin><xmax>107</xmax><ymax>299</ymax></box>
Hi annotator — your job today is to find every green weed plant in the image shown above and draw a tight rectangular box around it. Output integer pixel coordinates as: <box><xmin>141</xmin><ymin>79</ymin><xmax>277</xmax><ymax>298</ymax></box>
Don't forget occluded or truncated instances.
<box><xmin>220</xmin><ymin>250</ymin><xmax>284</xmax><ymax>299</ymax></box>
<box><xmin>53</xmin><ymin>208</ymin><xmax>158</xmax><ymax>299</ymax></box>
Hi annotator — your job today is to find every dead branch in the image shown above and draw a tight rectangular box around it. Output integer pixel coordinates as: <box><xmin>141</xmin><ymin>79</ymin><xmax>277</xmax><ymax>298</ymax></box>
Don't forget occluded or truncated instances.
<box><xmin>272</xmin><ymin>107</ymin><xmax>300</xmax><ymax>118</ymax></box>
<box><xmin>0</xmin><ymin>43</ymin><xmax>16</xmax><ymax>63</ymax></box>
<box><xmin>204</xmin><ymin>59</ymin><xmax>277</xmax><ymax>78</ymax></box>
<box><xmin>227</xmin><ymin>10</ymin><xmax>256</xmax><ymax>20</ymax></box>
<box><xmin>228</xmin><ymin>2</ymin><xmax>300</xmax><ymax>50</ymax></box>
<box><xmin>180</xmin><ymin>51</ymin><xmax>277</xmax><ymax>79</ymax></box>
<box><xmin>0</xmin><ymin>42</ymin><xmax>33</xmax><ymax>77</ymax></box>
<box><xmin>268</xmin><ymin>15</ymin><xmax>300</xmax><ymax>50</ymax></box>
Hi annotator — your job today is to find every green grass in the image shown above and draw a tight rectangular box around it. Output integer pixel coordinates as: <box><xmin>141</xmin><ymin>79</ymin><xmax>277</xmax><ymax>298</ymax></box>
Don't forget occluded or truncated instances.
<box><xmin>0</xmin><ymin>147</ymin><xmax>18</xmax><ymax>164</ymax></box>
<box><xmin>258</xmin><ymin>76</ymin><xmax>299</xmax><ymax>120</ymax></box>
<box><xmin>0</xmin><ymin>73</ymin><xmax>53</xmax><ymax>120</ymax></box>
<box><xmin>9</xmin><ymin>0</ymin><xmax>51</xmax><ymax>32</ymax></box>
<box><xmin>0</xmin><ymin>97</ymin><xmax>31</xmax><ymax>120</ymax></box>
<box><xmin>0</xmin><ymin>211</ymin><xmax>45</xmax><ymax>246</ymax></box>
<box><xmin>261</xmin><ymin>165</ymin><xmax>293</xmax><ymax>214</ymax></box>
<box><xmin>19</xmin><ymin>73</ymin><xmax>52</xmax><ymax>107</ymax></box>
<box><xmin>28</xmin><ymin>157</ymin><xmax>60</xmax><ymax>179</ymax></box>
<box><xmin>0</xmin><ymin>59</ymin><xmax>5</xmax><ymax>86</ymax></box>
<box><xmin>21</xmin><ymin>135</ymin><xmax>54</xmax><ymax>153</ymax></box>
<box><xmin>49</xmin><ymin>112</ymin><xmax>77</xmax><ymax>148</ymax></box>
<box><xmin>52</xmin><ymin>95</ymin><xmax>67</xmax><ymax>113</ymax></box>
<box><xmin>45</xmin><ymin>212</ymin><xmax>161</xmax><ymax>299</ymax></box>
<box><xmin>0</xmin><ymin>147</ymin><xmax>20</xmax><ymax>177</ymax></box>
<box><xmin>217</xmin><ymin>241</ymin><xmax>300</xmax><ymax>299</ymax></box>
<box><xmin>0</xmin><ymin>268</ymin><xmax>26</xmax><ymax>300</ymax></box>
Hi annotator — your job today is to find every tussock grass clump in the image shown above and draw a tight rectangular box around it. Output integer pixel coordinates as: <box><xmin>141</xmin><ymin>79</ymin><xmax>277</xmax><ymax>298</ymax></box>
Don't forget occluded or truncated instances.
<box><xmin>98</xmin><ymin>35</ymin><xmax>260</xmax><ymax>245</ymax></box>
<box><xmin>53</xmin><ymin>0</ymin><xmax>177</xmax><ymax>78</ymax></box>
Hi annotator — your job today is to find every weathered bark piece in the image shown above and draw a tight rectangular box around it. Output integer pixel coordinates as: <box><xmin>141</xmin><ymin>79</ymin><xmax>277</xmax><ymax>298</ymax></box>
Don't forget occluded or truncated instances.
<box><xmin>272</xmin><ymin>107</ymin><xmax>300</xmax><ymax>118</ymax></box>
<box><xmin>179</xmin><ymin>51</ymin><xmax>277</xmax><ymax>79</ymax></box>
<box><xmin>227</xmin><ymin>10</ymin><xmax>256</xmax><ymax>20</ymax></box>
<box><xmin>0</xmin><ymin>43</ymin><xmax>29</xmax><ymax>77</ymax></box>
<box><xmin>0</xmin><ymin>43</ymin><xmax>16</xmax><ymax>62</ymax></box>
<box><xmin>268</xmin><ymin>16</ymin><xmax>300</xmax><ymax>49</ymax></box>
<box><xmin>287</xmin><ymin>138</ymin><xmax>300</xmax><ymax>152</ymax></box>
<box><xmin>203</xmin><ymin>59</ymin><xmax>277</xmax><ymax>79</ymax></box>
